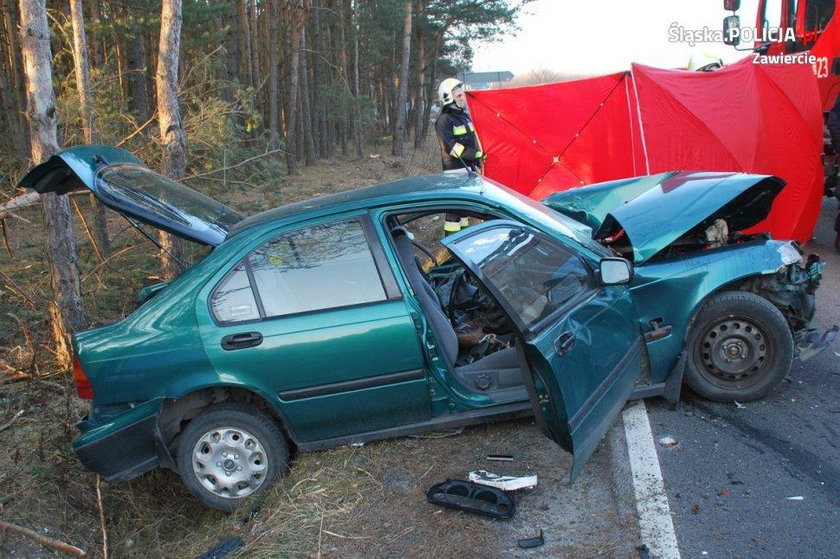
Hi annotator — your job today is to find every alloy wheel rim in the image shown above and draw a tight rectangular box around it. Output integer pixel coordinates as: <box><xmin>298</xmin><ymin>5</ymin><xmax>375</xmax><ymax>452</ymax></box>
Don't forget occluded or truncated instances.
<box><xmin>191</xmin><ymin>426</ymin><xmax>268</xmax><ymax>499</ymax></box>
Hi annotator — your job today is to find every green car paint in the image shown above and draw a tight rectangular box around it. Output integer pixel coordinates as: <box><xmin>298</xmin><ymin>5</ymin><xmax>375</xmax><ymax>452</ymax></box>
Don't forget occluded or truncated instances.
<box><xmin>18</xmin><ymin>146</ymin><xmax>833</xmax><ymax>505</ymax></box>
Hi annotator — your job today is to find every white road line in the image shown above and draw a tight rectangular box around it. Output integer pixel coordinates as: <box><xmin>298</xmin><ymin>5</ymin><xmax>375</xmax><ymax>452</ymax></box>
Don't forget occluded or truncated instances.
<box><xmin>623</xmin><ymin>400</ymin><xmax>681</xmax><ymax>559</ymax></box>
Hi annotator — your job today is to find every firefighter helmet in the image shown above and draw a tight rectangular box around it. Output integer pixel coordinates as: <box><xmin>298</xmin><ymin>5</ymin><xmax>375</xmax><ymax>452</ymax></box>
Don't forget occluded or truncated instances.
<box><xmin>687</xmin><ymin>52</ymin><xmax>723</xmax><ymax>72</ymax></box>
<box><xmin>438</xmin><ymin>78</ymin><xmax>464</xmax><ymax>106</ymax></box>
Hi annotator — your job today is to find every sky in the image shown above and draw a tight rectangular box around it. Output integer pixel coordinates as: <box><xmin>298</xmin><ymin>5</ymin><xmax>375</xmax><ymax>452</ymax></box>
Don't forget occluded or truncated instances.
<box><xmin>472</xmin><ymin>0</ymin><xmax>762</xmax><ymax>76</ymax></box>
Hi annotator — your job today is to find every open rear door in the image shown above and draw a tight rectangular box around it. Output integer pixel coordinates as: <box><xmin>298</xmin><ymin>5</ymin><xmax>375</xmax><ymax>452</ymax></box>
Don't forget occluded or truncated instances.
<box><xmin>442</xmin><ymin>221</ymin><xmax>643</xmax><ymax>480</ymax></box>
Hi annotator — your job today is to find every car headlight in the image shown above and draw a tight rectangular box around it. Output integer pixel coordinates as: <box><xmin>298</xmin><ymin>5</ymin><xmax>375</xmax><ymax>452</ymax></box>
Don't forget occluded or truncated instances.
<box><xmin>778</xmin><ymin>243</ymin><xmax>803</xmax><ymax>266</ymax></box>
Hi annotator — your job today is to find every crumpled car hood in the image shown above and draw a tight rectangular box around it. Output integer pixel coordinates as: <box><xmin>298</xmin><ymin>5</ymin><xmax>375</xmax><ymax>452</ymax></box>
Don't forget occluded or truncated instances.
<box><xmin>542</xmin><ymin>171</ymin><xmax>785</xmax><ymax>263</ymax></box>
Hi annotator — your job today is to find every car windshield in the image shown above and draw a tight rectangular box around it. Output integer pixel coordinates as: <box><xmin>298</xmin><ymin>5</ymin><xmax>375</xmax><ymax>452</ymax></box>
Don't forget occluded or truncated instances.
<box><xmin>448</xmin><ymin>224</ymin><xmax>593</xmax><ymax>333</ymax></box>
<box><xmin>484</xmin><ymin>181</ymin><xmax>608</xmax><ymax>256</ymax></box>
<box><xmin>96</xmin><ymin>164</ymin><xmax>244</xmax><ymax>236</ymax></box>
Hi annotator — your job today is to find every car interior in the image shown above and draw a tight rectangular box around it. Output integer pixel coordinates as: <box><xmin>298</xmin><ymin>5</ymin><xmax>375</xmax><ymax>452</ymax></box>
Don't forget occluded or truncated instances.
<box><xmin>387</xmin><ymin>211</ymin><xmax>528</xmax><ymax>404</ymax></box>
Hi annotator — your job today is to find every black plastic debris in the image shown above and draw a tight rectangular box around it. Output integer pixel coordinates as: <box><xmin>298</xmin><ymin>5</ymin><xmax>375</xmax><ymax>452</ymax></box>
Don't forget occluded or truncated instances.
<box><xmin>517</xmin><ymin>529</ymin><xmax>544</xmax><ymax>548</ymax></box>
<box><xmin>196</xmin><ymin>536</ymin><xmax>244</xmax><ymax>559</ymax></box>
<box><xmin>486</xmin><ymin>454</ymin><xmax>514</xmax><ymax>462</ymax></box>
<box><xmin>426</xmin><ymin>479</ymin><xmax>516</xmax><ymax>519</ymax></box>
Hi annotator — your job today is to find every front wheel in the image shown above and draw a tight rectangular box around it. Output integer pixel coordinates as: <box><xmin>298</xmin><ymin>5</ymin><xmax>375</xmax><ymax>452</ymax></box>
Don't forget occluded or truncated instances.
<box><xmin>685</xmin><ymin>291</ymin><xmax>793</xmax><ymax>402</ymax></box>
<box><xmin>176</xmin><ymin>403</ymin><xmax>289</xmax><ymax>512</ymax></box>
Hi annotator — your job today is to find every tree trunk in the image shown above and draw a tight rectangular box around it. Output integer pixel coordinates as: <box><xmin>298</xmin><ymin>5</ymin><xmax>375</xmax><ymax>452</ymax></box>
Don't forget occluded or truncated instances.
<box><xmin>69</xmin><ymin>0</ymin><xmax>110</xmax><ymax>256</ymax></box>
<box><xmin>300</xmin><ymin>27</ymin><xmax>318</xmax><ymax>166</ymax></box>
<box><xmin>392</xmin><ymin>0</ymin><xmax>412</xmax><ymax>155</ymax></box>
<box><xmin>268</xmin><ymin>0</ymin><xmax>280</xmax><ymax>146</ymax></box>
<box><xmin>19</xmin><ymin>0</ymin><xmax>84</xmax><ymax>369</ymax></box>
<box><xmin>0</xmin><ymin>20</ymin><xmax>28</xmax><ymax>163</ymax></box>
<box><xmin>126</xmin><ymin>20</ymin><xmax>150</xmax><ymax>123</ymax></box>
<box><xmin>413</xmin><ymin>0</ymin><xmax>426</xmax><ymax>149</ymax></box>
<box><xmin>284</xmin><ymin>1</ymin><xmax>307</xmax><ymax>175</ymax></box>
<box><xmin>237</xmin><ymin>0</ymin><xmax>252</xmax><ymax>87</ymax></box>
<box><xmin>351</xmin><ymin>1</ymin><xmax>364</xmax><ymax>158</ymax></box>
<box><xmin>3</xmin><ymin>2</ymin><xmax>30</xmax><ymax>162</ymax></box>
<box><xmin>156</xmin><ymin>0</ymin><xmax>186</xmax><ymax>280</ymax></box>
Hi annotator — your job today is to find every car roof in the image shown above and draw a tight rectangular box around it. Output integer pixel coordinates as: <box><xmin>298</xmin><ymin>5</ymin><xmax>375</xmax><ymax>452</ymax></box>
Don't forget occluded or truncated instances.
<box><xmin>228</xmin><ymin>172</ymin><xmax>493</xmax><ymax>236</ymax></box>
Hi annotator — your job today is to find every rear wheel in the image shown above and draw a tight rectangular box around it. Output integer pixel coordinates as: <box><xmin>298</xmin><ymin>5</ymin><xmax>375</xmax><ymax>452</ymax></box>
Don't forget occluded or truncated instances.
<box><xmin>685</xmin><ymin>291</ymin><xmax>793</xmax><ymax>402</ymax></box>
<box><xmin>176</xmin><ymin>403</ymin><xmax>289</xmax><ymax>512</ymax></box>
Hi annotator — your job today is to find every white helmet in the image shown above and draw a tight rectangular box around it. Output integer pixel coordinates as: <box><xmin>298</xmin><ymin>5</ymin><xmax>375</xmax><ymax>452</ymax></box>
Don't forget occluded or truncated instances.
<box><xmin>687</xmin><ymin>52</ymin><xmax>723</xmax><ymax>72</ymax></box>
<box><xmin>438</xmin><ymin>78</ymin><xmax>464</xmax><ymax>106</ymax></box>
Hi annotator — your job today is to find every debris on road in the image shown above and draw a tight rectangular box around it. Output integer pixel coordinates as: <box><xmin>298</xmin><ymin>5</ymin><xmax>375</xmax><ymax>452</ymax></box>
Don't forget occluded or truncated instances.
<box><xmin>468</xmin><ymin>470</ymin><xmax>537</xmax><ymax>491</ymax></box>
<box><xmin>486</xmin><ymin>454</ymin><xmax>514</xmax><ymax>462</ymax></box>
<box><xmin>657</xmin><ymin>436</ymin><xmax>678</xmax><ymax>447</ymax></box>
<box><xmin>517</xmin><ymin>529</ymin><xmax>545</xmax><ymax>549</ymax></box>
<box><xmin>787</xmin><ymin>496</ymin><xmax>805</xmax><ymax>500</ymax></box>
<box><xmin>734</xmin><ymin>401</ymin><xmax>747</xmax><ymax>409</ymax></box>
<box><xmin>426</xmin><ymin>479</ymin><xmax>516</xmax><ymax>519</ymax></box>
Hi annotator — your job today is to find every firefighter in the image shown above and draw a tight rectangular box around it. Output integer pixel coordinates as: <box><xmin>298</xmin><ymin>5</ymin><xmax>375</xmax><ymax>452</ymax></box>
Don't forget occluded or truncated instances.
<box><xmin>434</xmin><ymin>78</ymin><xmax>485</xmax><ymax>173</ymax></box>
<box><xmin>435</xmin><ymin>78</ymin><xmax>483</xmax><ymax>235</ymax></box>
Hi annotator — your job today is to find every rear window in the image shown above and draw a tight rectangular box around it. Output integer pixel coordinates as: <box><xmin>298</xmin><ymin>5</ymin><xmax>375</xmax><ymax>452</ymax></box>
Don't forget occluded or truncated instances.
<box><xmin>98</xmin><ymin>164</ymin><xmax>243</xmax><ymax>233</ymax></box>
<box><xmin>211</xmin><ymin>219</ymin><xmax>388</xmax><ymax>323</ymax></box>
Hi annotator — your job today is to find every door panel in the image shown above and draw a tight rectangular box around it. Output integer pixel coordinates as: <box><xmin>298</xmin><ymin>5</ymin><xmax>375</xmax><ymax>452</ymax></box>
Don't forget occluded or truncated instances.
<box><xmin>443</xmin><ymin>221</ymin><xmax>642</xmax><ymax>478</ymax></box>
<box><xmin>199</xmin><ymin>216</ymin><xmax>431</xmax><ymax>442</ymax></box>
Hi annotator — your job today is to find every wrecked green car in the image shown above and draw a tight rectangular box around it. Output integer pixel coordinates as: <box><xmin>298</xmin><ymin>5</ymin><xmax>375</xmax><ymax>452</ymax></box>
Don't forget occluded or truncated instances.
<box><xmin>21</xmin><ymin>146</ymin><xmax>837</xmax><ymax>511</ymax></box>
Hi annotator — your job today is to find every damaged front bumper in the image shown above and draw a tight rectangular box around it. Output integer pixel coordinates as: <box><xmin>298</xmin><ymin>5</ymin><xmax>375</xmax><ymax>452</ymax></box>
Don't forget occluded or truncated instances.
<box><xmin>744</xmin><ymin>250</ymin><xmax>838</xmax><ymax>361</ymax></box>
<box><xmin>795</xmin><ymin>323</ymin><xmax>838</xmax><ymax>361</ymax></box>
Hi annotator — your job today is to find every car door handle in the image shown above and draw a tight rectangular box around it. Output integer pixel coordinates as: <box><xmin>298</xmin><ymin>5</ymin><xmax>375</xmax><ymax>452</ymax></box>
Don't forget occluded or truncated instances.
<box><xmin>221</xmin><ymin>331</ymin><xmax>263</xmax><ymax>351</ymax></box>
<box><xmin>554</xmin><ymin>331</ymin><xmax>576</xmax><ymax>356</ymax></box>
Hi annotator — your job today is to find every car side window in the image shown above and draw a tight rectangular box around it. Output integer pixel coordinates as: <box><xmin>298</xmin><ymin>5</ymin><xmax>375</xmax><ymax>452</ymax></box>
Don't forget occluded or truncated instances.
<box><xmin>211</xmin><ymin>219</ymin><xmax>388</xmax><ymax>323</ymax></box>
<box><xmin>211</xmin><ymin>262</ymin><xmax>260</xmax><ymax>323</ymax></box>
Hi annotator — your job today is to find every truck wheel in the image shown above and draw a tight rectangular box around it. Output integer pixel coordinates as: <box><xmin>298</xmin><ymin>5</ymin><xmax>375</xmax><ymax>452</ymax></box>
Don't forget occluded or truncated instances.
<box><xmin>685</xmin><ymin>291</ymin><xmax>793</xmax><ymax>402</ymax></box>
<box><xmin>176</xmin><ymin>403</ymin><xmax>289</xmax><ymax>512</ymax></box>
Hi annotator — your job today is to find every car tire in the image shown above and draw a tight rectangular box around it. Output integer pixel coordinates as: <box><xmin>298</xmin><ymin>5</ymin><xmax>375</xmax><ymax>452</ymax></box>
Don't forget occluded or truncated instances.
<box><xmin>685</xmin><ymin>291</ymin><xmax>793</xmax><ymax>403</ymax></box>
<box><xmin>176</xmin><ymin>403</ymin><xmax>289</xmax><ymax>512</ymax></box>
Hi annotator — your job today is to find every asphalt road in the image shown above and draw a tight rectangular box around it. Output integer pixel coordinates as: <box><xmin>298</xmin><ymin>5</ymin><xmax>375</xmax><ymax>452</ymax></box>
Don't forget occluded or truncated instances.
<box><xmin>645</xmin><ymin>196</ymin><xmax>840</xmax><ymax>558</ymax></box>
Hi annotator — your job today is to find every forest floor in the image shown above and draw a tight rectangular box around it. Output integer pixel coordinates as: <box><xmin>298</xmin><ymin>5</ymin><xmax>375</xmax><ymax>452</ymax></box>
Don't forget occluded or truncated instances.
<box><xmin>0</xmin><ymin>139</ymin><xmax>640</xmax><ymax>558</ymax></box>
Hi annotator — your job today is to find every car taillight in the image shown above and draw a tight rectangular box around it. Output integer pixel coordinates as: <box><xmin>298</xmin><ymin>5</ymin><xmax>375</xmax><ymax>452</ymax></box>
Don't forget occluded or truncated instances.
<box><xmin>72</xmin><ymin>355</ymin><xmax>94</xmax><ymax>399</ymax></box>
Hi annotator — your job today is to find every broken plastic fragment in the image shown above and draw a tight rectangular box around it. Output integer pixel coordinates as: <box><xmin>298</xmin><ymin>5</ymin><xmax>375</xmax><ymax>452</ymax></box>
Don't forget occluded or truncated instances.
<box><xmin>658</xmin><ymin>436</ymin><xmax>678</xmax><ymax>447</ymax></box>
<box><xmin>486</xmin><ymin>454</ymin><xmax>514</xmax><ymax>462</ymax></box>
<box><xmin>787</xmin><ymin>496</ymin><xmax>805</xmax><ymax>500</ymax></box>
<box><xmin>734</xmin><ymin>401</ymin><xmax>746</xmax><ymax>409</ymax></box>
<box><xmin>517</xmin><ymin>529</ymin><xmax>544</xmax><ymax>549</ymax></box>
<box><xmin>426</xmin><ymin>479</ymin><xmax>516</xmax><ymax>519</ymax></box>
<box><xmin>468</xmin><ymin>470</ymin><xmax>538</xmax><ymax>491</ymax></box>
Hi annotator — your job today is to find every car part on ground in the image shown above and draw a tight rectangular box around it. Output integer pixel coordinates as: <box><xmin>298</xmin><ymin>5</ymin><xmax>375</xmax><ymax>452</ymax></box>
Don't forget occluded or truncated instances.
<box><xmin>468</xmin><ymin>470</ymin><xmax>538</xmax><ymax>491</ymax></box>
<box><xmin>684</xmin><ymin>291</ymin><xmax>794</xmax><ymax>402</ymax></box>
<box><xmin>517</xmin><ymin>529</ymin><xmax>545</xmax><ymax>549</ymax></box>
<box><xmin>426</xmin><ymin>479</ymin><xmax>515</xmax><ymax>519</ymax></box>
<box><xmin>175</xmin><ymin>403</ymin><xmax>289</xmax><ymax>512</ymax></box>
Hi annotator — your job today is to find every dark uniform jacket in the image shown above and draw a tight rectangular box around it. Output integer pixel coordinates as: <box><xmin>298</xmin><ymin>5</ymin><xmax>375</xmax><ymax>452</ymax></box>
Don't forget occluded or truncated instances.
<box><xmin>434</xmin><ymin>105</ymin><xmax>483</xmax><ymax>171</ymax></box>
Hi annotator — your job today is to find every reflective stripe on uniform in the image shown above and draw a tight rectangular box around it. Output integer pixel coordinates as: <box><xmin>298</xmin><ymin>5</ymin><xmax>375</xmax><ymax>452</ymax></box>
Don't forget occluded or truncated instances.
<box><xmin>468</xmin><ymin>122</ymin><xmax>475</xmax><ymax>131</ymax></box>
<box><xmin>450</xmin><ymin>143</ymin><xmax>465</xmax><ymax>157</ymax></box>
<box><xmin>452</xmin><ymin>125</ymin><xmax>468</xmax><ymax>136</ymax></box>
<box><xmin>459</xmin><ymin>217</ymin><xmax>470</xmax><ymax>227</ymax></box>
<box><xmin>444</xmin><ymin>220</ymin><xmax>462</xmax><ymax>232</ymax></box>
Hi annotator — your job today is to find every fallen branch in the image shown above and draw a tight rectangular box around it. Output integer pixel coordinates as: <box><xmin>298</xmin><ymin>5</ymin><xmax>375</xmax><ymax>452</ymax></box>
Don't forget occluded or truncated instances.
<box><xmin>0</xmin><ymin>192</ymin><xmax>40</xmax><ymax>220</ymax></box>
<box><xmin>95</xmin><ymin>475</ymin><xmax>109</xmax><ymax>559</ymax></box>
<box><xmin>0</xmin><ymin>520</ymin><xmax>86</xmax><ymax>557</ymax></box>
<box><xmin>0</xmin><ymin>410</ymin><xmax>24</xmax><ymax>433</ymax></box>
<box><xmin>184</xmin><ymin>148</ymin><xmax>285</xmax><ymax>180</ymax></box>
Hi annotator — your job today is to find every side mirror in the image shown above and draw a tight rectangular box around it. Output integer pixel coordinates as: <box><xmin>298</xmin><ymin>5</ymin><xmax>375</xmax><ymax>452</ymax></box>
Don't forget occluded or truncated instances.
<box><xmin>723</xmin><ymin>15</ymin><xmax>741</xmax><ymax>46</ymax></box>
<box><xmin>724</xmin><ymin>0</ymin><xmax>740</xmax><ymax>11</ymax></box>
<box><xmin>600</xmin><ymin>258</ymin><xmax>632</xmax><ymax>285</ymax></box>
